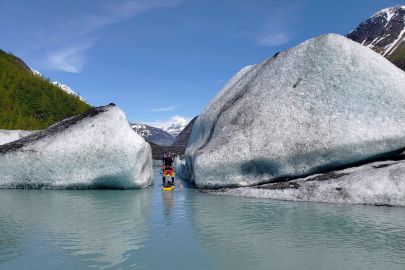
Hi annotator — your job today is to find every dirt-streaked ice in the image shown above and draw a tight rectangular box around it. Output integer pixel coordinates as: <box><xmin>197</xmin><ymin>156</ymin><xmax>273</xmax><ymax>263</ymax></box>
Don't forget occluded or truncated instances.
<box><xmin>0</xmin><ymin>130</ymin><xmax>34</xmax><ymax>145</ymax></box>
<box><xmin>220</xmin><ymin>160</ymin><xmax>405</xmax><ymax>207</ymax></box>
<box><xmin>179</xmin><ymin>34</ymin><xmax>405</xmax><ymax>188</ymax></box>
<box><xmin>0</xmin><ymin>104</ymin><xmax>153</xmax><ymax>189</ymax></box>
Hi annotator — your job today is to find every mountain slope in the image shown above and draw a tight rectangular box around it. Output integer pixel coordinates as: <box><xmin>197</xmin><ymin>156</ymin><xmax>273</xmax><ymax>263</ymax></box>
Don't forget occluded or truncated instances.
<box><xmin>31</xmin><ymin>68</ymin><xmax>86</xmax><ymax>102</ymax></box>
<box><xmin>0</xmin><ymin>49</ymin><xmax>91</xmax><ymax>130</ymax></box>
<box><xmin>172</xmin><ymin>116</ymin><xmax>198</xmax><ymax>148</ymax></box>
<box><xmin>148</xmin><ymin>142</ymin><xmax>185</xmax><ymax>160</ymax></box>
<box><xmin>347</xmin><ymin>5</ymin><xmax>405</xmax><ymax>71</ymax></box>
<box><xmin>130</xmin><ymin>122</ymin><xmax>174</xmax><ymax>146</ymax></box>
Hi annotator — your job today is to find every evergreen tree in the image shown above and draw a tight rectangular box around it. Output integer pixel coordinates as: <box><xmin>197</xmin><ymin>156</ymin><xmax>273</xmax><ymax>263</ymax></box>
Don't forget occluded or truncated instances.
<box><xmin>0</xmin><ymin>49</ymin><xmax>91</xmax><ymax>130</ymax></box>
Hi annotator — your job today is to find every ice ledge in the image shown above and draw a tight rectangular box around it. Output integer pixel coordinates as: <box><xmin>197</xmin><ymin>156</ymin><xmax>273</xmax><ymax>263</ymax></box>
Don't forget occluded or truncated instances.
<box><xmin>211</xmin><ymin>159</ymin><xmax>405</xmax><ymax>207</ymax></box>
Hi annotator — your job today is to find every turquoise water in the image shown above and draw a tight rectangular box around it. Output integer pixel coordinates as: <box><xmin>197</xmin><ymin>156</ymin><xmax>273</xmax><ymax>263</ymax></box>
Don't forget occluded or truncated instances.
<box><xmin>1</xmin><ymin>165</ymin><xmax>405</xmax><ymax>270</ymax></box>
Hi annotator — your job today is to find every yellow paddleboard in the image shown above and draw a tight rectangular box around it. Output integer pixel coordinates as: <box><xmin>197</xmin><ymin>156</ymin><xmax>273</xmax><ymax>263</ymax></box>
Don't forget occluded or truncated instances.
<box><xmin>162</xmin><ymin>185</ymin><xmax>175</xmax><ymax>191</ymax></box>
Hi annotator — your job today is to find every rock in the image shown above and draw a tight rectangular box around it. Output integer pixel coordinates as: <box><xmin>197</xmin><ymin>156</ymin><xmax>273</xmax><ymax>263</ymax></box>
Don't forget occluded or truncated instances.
<box><xmin>0</xmin><ymin>104</ymin><xmax>153</xmax><ymax>189</ymax></box>
<box><xmin>130</xmin><ymin>122</ymin><xmax>174</xmax><ymax>146</ymax></box>
<box><xmin>179</xmin><ymin>34</ymin><xmax>405</xmax><ymax>188</ymax></box>
<box><xmin>347</xmin><ymin>5</ymin><xmax>405</xmax><ymax>71</ymax></box>
<box><xmin>148</xmin><ymin>142</ymin><xmax>185</xmax><ymax>160</ymax></box>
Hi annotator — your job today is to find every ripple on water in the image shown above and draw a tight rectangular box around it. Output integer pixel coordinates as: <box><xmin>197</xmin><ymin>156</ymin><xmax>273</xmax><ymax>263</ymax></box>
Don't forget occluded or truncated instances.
<box><xmin>0</xmin><ymin>168</ymin><xmax>405</xmax><ymax>270</ymax></box>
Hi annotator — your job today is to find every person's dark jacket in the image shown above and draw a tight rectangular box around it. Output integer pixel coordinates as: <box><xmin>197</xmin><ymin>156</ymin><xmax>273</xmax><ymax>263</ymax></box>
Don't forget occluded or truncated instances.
<box><xmin>164</xmin><ymin>156</ymin><xmax>174</xmax><ymax>168</ymax></box>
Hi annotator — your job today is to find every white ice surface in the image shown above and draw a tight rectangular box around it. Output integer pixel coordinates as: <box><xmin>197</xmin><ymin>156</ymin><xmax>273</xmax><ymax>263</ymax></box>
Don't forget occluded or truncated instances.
<box><xmin>181</xmin><ymin>34</ymin><xmax>405</xmax><ymax>188</ymax></box>
<box><xmin>0</xmin><ymin>130</ymin><xmax>34</xmax><ymax>145</ymax></box>
<box><xmin>0</xmin><ymin>105</ymin><xmax>153</xmax><ymax>189</ymax></box>
<box><xmin>219</xmin><ymin>160</ymin><xmax>405</xmax><ymax>207</ymax></box>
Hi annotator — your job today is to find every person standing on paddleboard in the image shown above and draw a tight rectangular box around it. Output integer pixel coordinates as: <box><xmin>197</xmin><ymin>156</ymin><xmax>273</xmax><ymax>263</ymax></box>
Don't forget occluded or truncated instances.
<box><xmin>162</xmin><ymin>153</ymin><xmax>175</xmax><ymax>186</ymax></box>
<box><xmin>161</xmin><ymin>153</ymin><xmax>167</xmax><ymax>173</ymax></box>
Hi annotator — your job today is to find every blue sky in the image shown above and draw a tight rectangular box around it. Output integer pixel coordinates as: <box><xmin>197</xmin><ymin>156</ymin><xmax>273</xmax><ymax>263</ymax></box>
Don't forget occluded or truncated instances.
<box><xmin>0</xmin><ymin>0</ymin><xmax>404</xmax><ymax>127</ymax></box>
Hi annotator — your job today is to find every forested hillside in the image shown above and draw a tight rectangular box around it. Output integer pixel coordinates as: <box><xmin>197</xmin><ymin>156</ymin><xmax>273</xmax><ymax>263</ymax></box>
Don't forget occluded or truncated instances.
<box><xmin>0</xmin><ymin>49</ymin><xmax>90</xmax><ymax>130</ymax></box>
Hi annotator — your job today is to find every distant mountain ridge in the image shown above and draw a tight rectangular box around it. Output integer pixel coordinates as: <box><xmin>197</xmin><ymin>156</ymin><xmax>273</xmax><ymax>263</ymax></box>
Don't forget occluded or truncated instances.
<box><xmin>0</xmin><ymin>49</ymin><xmax>90</xmax><ymax>130</ymax></box>
<box><xmin>347</xmin><ymin>5</ymin><xmax>405</xmax><ymax>70</ymax></box>
<box><xmin>132</xmin><ymin>117</ymin><xmax>197</xmax><ymax>159</ymax></box>
<box><xmin>161</xmin><ymin>117</ymin><xmax>189</xmax><ymax>137</ymax></box>
<box><xmin>130</xmin><ymin>122</ymin><xmax>174</xmax><ymax>146</ymax></box>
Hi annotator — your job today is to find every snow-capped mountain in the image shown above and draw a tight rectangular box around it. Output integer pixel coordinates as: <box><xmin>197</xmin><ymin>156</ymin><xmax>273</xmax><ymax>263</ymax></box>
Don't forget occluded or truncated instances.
<box><xmin>347</xmin><ymin>5</ymin><xmax>405</xmax><ymax>71</ymax></box>
<box><xmin>31</xmin><ymin>68</ymin><xmax>86</xmax><ymax>101</ymax></box>
<box><xmin>172</xmin><ymin>116</ymin><xmax>197</xmax><ymax>148</ymax></box>
<box><xmin>161</xmin><ymin>116</ymin><xmax>189</xmax><ymax>137</ymax></box>
<box><xmin>130</xmin><ymin>122</ymin><xmax>174</xmax><ymax>146</ymax></box>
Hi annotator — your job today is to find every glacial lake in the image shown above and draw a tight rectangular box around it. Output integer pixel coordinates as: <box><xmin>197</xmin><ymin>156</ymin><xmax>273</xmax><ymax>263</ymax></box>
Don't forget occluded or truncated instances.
<box><xmin>1</xmin><ymin>165</ymin><xmax>405</xmax><ymax>270</ymax></box>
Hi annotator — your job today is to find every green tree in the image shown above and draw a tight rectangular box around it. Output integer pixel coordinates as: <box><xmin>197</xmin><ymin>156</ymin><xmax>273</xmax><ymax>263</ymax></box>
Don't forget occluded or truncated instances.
<box><xmin>0</xmin><ymin>49</ymin><xmax>91</xmax><ymax>130</ymax></box>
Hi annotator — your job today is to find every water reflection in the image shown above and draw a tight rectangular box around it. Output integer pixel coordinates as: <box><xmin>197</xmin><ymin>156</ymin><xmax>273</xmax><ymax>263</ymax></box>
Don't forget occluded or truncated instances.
<box><xmin>162</xmin><ymin>190</ymin><xmax>175</xmax><ymax>217</ymax></box>
<box><xmin>0</xmin><ymin>216</ymin><xmax>23</xmax><ymax>265</ymax></box>
<box><xmin>0</xmin><ymin>189</ymin><xmax>153</xmax><ymax>269</ymax></box>
<box><xmin>187</xmin><ymin>193</ymin><xmax>405</xmax><ymax>270</ymax></box>
<box><xmin>1</xmin><ymin>169</ymin><xmax>405</xmax><ymax>270</ymax></box>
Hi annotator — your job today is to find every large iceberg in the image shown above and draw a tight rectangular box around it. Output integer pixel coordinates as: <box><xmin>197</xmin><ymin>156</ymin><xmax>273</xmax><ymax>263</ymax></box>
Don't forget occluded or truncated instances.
<box><xmin>179</xmin><ymin>34</ymin><xmax>405</xmax><ymax>188</ymax></box>
<box><xmin>0</xmin><ymin>104</ymin><xmax>153</xmax><ymax>189</ymax></box>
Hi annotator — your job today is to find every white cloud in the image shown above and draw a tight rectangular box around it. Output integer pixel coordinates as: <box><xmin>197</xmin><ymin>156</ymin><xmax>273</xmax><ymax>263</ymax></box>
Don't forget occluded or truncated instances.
<box><xmin>256</xmin><ymin>6</ymin><xmax>300</xmax><ymax>47</ymax></box>
<box><xmin>71</xmin><ymin>0</ymin><xmax>185</xmax><ymax>37</ymax></box>
<box><xmin>45</xmin><ymin>42</ymin><xmax>94</xmax><ymax>73</ymax></box>
<box><xmin>38</xmin><ymin>0</ymin><xmax>185</xmax><ymax>73</ymax></box>
<box><xmin>257</xmin><ymin>32</ymin><xmax>291</xmax><ymax>47</ymax></box>
<box><xmin>150</xmin><ymin>106</ymin><xmax>176</xmax><ymax>112</ymax></box>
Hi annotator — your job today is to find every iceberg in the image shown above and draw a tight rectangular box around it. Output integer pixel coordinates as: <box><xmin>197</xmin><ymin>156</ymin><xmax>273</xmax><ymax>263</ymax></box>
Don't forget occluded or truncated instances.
<box><xmin>217</xmin><ymin>159</ymin><xmax>405</xmax><ymax>207</ymax></box>
<box><xmin>0</xmin><ymin>104</ymin><xmax>153</xmax><ymax>189</ymax></box>
<box><xmin>180</xmin><ymin>34</ymin><xmax>405</xmax><ymax>188</ymax></box>
<box><xmin>0</xmin><ymin>130</ymin><xmax>33</xmax><ymax>145</ymax></box>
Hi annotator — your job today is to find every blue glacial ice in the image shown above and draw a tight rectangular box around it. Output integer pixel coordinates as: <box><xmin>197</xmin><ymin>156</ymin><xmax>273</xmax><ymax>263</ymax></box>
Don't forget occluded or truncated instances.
<box><xmin>179</xmin><ymin>34</ymin><xmax>405</xmax><ymax>188</ymax></box>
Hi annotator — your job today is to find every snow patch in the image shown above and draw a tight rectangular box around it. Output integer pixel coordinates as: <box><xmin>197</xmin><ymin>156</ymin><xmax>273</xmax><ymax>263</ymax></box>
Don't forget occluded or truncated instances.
<box><xmin>383</xmin><ymin>25</ymin><xmax>405</xmax><ymax>56</ymax></box>
<box><xmin>30</xmin><ymin>68</ymin><xmax>86</xmax><ymax>102</ymax></box>
<box><xmin>130</xmin><ymin>122</ymin><xmax>174</xmax><ymax>146</ymax></box>
<box><xmin>372</xmin><ymin>6</ymin><xmax>405</xmax><ymax>19</ymax></box>
<box><xmin>52</xmin><ymin>82</ymin><xmax>86</xmax><ymax>102</ymax></box>
<box><xmin>131</xmin><ymin>123</ymin><xmax>152</xmax><ymax>137</ymax></box>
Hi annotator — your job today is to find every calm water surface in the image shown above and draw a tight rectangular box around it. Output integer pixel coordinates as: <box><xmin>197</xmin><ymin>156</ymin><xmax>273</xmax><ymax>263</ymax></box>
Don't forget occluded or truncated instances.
<box><xmin>1</xmin><ymin>165</ymin><xmax>405</xmax><ymax>269</ymax></box>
